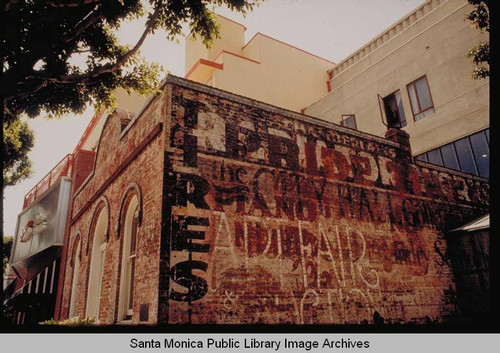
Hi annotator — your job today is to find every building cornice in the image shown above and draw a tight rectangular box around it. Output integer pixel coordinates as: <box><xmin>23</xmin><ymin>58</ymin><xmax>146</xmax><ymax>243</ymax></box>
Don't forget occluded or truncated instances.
<box><xmin>329</xmin><ymin>0</ymin><xmax>449</xmax><ymax>77</ymax></box>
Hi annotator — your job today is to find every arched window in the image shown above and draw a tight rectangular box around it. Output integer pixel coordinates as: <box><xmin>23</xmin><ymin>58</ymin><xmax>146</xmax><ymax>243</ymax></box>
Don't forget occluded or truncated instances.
<box><xmin>86</xmin><ymin>206</ymin><xmax>108</xmax><ymax>321</ymax></box>
<box><xmin>69</xmin><ymin>238</ymin><xmax>81</xmax><ymax>318</ymax></box>
<box><xmin>118</xmin><ymin>195</ymin><xmax>139</xmax><ymax>322</ymax></box>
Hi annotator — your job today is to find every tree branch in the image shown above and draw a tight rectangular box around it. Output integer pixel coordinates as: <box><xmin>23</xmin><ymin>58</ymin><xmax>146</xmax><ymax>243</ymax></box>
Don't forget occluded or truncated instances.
<box><xmin>1</xmin><ymin>3</ymin><xmax>105</xmax><ymax>98</ymax></box>
<box><xmin>4</xmin><ymin>2</ymin><xmax>163</xmax><ymax>114</ymax></box>
<box><xmin>47</xmin><ymin>0</ymin><xmax>103</xmax><ymax>8</ymax></box>
<box><xmin>62</xmin><ymin>5</ymin><xmax>105</xmax><ymax>44</ymax></box>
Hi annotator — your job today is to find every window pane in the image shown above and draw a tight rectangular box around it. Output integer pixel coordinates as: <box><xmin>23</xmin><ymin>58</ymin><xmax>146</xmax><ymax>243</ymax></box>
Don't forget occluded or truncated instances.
<box><xmin>128</xmin><ymin>258</ymin><xmax>135</xmax><ymax>310</ymax></box>
<box><xmin>427</xmin><ymin>149</ymin><xmax>443</xmax><ymax>166</ymax></box>
<box><xmin>407</xmin><ymin>83</ymin><xmax>419</xmax><ymax>114</ymax></box>
<box><xmin>342</xmin><ymin>115</ymin><xmax>356</xmax><ymax>129</ymax></box>
<box><xmin>455</xmin><ymin>138</ymin><xmax>478</xmax><ymax>175</ymax></box>
<box><xmin>394</xmin><ymin>91</ymin><xmax>406</xmax><ymax>127</ymax></box>
<box><xmin>415</xmin><ymin>77</ymin><xmax>433</xmax><ymax>110</ymax></box>
<box><xmin>415</xmin><ymin>154</ymin><xmax>428</xmax><ymax>162</ymax></box>
<box><xmin>384</xmin><ymin>95</ymin><xmax>399</xmax><ymax>128</ymax></box>
<box><xmin>130</xmin><ymin>215</ymin><xmax>138</xmax><ymax>255</ymax></box>
<box><xmin>469</xmin><ymin>131</ymin><xmax>489</xmax><ymax>178</ymax></box>
<box><xmin>440</xmin><ymin>143</ymin><xmax>459</xmax><ymax>170</ymax></box>
<box><xmin>485</xmin><ymin>128</ymin><xmax>489</xmax><ymax>144</ymax></box>
<box><xmin>415</xmin><ymin>107</ymin><xmax>435</xmax><ymax>121</ymax></box>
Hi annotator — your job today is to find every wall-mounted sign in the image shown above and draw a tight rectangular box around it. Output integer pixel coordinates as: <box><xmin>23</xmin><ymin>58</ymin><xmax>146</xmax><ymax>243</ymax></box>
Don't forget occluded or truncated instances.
<box><xmin>11</xmin><ymin>178</ymin><xmax>71</xmax><ymax>269</ymax></box>
<box><xmin>20</xmin><ymin>210</ymin><xmax>49</xmax><ymax>242</ymax></box>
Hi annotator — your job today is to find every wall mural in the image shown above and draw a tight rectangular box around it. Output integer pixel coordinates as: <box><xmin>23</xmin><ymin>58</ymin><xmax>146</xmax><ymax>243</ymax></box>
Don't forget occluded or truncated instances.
<box><xmin>164</xmin><ymin>88</ymin><xmax>488</xmax><ymax>324</ymax></box>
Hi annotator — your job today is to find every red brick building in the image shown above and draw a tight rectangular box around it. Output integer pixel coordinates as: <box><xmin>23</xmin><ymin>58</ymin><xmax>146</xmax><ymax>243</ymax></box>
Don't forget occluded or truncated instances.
<box><xmin>56</xmin><ymin>75</ymin><xmax>488</xmax><ymax>324</ymax></box>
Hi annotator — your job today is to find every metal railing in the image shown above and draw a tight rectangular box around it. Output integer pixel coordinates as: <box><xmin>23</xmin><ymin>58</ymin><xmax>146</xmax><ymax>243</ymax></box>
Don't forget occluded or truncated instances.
<box><xmin>22</xmin><ymin>154</ymin><xmax>74</xmax><ymax>209</ymax></box>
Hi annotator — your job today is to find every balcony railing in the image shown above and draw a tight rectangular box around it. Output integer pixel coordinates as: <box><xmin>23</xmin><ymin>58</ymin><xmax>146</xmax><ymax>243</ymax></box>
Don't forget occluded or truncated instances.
<box><xmin>23</xmin><ymin>154</ymin><xmax>74</xmax><ymax>209</ymax></box>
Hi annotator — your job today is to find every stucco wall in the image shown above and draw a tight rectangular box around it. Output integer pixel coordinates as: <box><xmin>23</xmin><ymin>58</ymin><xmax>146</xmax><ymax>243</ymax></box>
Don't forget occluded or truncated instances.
<box><xmin>305</xmin><ymin>0</ymin><xmax>489</xmax><ymax>155</ymax></box>
<box><xmin>213</xmin><ymin>34</ymin><xmax>333</xmax><ymax>112</ymax></box>
<box><xmin>185</xmin><ymin>15</ymin><xmax>334</xmax><ymax>112</ymax></box>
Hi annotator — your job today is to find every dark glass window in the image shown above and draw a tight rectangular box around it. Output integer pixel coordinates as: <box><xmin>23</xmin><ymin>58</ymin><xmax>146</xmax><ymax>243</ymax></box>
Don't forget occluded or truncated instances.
<box><xmin>484</xmin><ymin>128</ymin><xmax>489</xmax><ymax>144</ymax></box>
<box><xmin>440</xmin><ymin>143</ymin><xmax>460</xmax><ymax>170</ymax></box>
<box><xmin>469</xmin><ymin>131</ymin><xmax>489</xmax><ymax>178</ymax></box>
<box><xmin>427</xmin><ymin>149</ymin><xmax>443</xmax><ymax>166</ymax></box>
<box><xmin>416</xmin><ymin>154</ymin><xmax>428</xmax><ymax>162</ymax></box>
<box><xmin>341</xmin><ymin>115</ymin><xmax>357</xmax><ymax>129</ymax></box>
<box><xmin>383</xmin><ymin>90</ymin><xmax>406</xmax><ymax>129</ymax></box>
<box><xmin>455</xmin><ymin>137</ymin><xmax>478</xmax><ymax>175</ymax></box>
<box><xmin>414</xmin><ymin>129</ymin><xmax>489</xmax><ymax>178</ymax></box>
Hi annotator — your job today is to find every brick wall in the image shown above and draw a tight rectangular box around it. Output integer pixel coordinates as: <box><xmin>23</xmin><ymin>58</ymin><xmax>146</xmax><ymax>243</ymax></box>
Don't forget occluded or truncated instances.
<box><xmin>72</xmin><ymin>150</ymin><xmax>96</xmax><ymax>191</ymax></box>
<box><xmin>447</xmin><ymin>229</ymin><xmax>489</xmax><ymax>319</ymax></box>
<box><xmin>60</xmin><ymin>91</ymin><xmax>166</xmax><ymax>324</ymax></box>
<box><xmin>59</xmin><ymin>75</ymin><xmax>488</xmax><ymax>325</ymax></box>
<box><xmin>162</xmin><ymin>76</ymin><xmax>488</xmax><ymax>324</ymax></box>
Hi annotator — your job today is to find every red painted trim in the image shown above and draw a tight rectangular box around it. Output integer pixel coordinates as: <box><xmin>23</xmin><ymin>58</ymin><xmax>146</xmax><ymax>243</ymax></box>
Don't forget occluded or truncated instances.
<box><xmin>214</xmin><ymin>50</ymin><xmax>261</xmax><ymax>65</ymax></box>
<box><xmin>72</xmin><ymin>107</ymin><xmax>105</xmax><ymax>155</ymax></box>
<box><xmin>328</xmin><ymin>71</ymin><xmax>334</xmax><ymax>80</ymax></box>
<box><xmin>71</xmin><ymin>123</ymin><xmax>163</xmax><ymax>225</ymax></box>
<box><xmin>184</xmin><ymin>60</ymin><xmax>200</xmax><ymax>79</ymax></box>
<box><xmin>74</xmin><ymin>149</ymin><xmax>96</xmax><ymax>156</ymax></box>
<box><xmin>23</xmin><ymin>154</ymin><xmax>73</xmax><ymax>209</ymax></box>
<box><xmin>326</xmin><ymin>80</ymin><xmax>332</xmax><ymax>93</ymax></box>
<box><xmin>185</xmin><ymin>58</ymin><xmax>224</xmax><ymax>79</ymax></box>
<box><xmin>243</xmin><ymin>32</ymin><xmax>336</xmax><ymax>65</ymax></box>
<box><xmin>200</xmin><ymin>58</ymin><xmax>223</xmax><ymax>70</ymax></box>
<box><xmin>300</xmin><ymin>108</ymin><xmax>306</xmax><ymax>114</ymax></box>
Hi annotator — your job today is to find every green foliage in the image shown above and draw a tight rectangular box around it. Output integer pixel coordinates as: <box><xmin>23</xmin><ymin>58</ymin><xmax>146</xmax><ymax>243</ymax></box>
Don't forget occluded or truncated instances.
<box><xmin>3</xmin><ymin>120</ymin><xmax>34</xmax><ymax>188</ymax></box>
<box><xmin>39</xmin><ymin>317</ymin><xmax>96</xmax><ymax>325</ymax></box>
<box><xmin>466</xmin><ymin>1</ymin><xmax>489</xmax><ymax>79</ymax></box>
<box><xmin>1</xmin><ymin>0</ymin><xmax>259</xmax><ymax>120</ymax></box>
<box><xmin>3</xmin><ymin>236</ymin><xmax>13</xmax><ymax>271</ymax></box>
<box><xmin>1</xmin><ymin>0</ymin><xmax>259</xmax><ymax>187</ymax></box>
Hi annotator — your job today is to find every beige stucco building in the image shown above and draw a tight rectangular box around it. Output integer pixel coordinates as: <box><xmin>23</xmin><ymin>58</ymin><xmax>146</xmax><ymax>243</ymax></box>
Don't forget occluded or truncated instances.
<box><xmin>185</xmin><ymin>14</ymin><xmax>335</xmax><ymax>112</ymax></box>
<box><xmin>305</xmin><ymin>0</ymin><xmax>489</xmax><ymax>178</ymax></box>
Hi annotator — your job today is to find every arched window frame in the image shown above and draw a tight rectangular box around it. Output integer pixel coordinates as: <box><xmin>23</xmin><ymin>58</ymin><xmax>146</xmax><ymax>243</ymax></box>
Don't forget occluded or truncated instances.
<box><xmin>85</xmin><ymin>196</ymin><xmax>110</xmax><ymax>322</ymax></box>
<box><xmin>86</xmin><ymin>196</ymin><xmax>110</xmax><ymax>255</ymax></box>
<box><xmin>116</xmin><ymin>183</ymin><xmax>142</xmax><ymax>237</ymax></box>
<box><xmin>116</xmin><ymin>184</ymin><xmax>142</xmax><ymax>322</ymax></box>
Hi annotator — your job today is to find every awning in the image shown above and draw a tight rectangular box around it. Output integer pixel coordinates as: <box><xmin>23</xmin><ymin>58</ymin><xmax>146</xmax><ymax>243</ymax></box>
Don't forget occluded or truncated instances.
<box><xmin>3</xmin><ymin>259</ymin><xmax>59</xmax><ymax>305</ymax></box>
<box><xmin>450</xmin><ymin>213</ymin><xmax>489</xmax><ymax>232</ymax></box>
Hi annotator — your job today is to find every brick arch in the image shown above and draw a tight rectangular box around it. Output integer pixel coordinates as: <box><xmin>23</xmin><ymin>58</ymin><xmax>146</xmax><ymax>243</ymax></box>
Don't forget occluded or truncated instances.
<box><xmin>116</xmin><ymin>183</ymin><xmax>143</xmax><ymax>237</ymax></box>
<box><xmin>69</xmin><ymin>230</ymin><xmax>82</xmax><ymax>267</ymax></box>
<box><xmin>86</xmin><ymin>195</ymin><xmax>110</xmax><ymax>255</ymax></box>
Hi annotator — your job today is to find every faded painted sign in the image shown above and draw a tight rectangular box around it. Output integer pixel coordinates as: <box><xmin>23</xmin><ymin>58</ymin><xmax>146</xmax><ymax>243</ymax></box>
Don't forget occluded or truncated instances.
<box><xmin>164</xmin><ymin>86</ymin><xmax>488</xmax><ymax>324</ymax></box>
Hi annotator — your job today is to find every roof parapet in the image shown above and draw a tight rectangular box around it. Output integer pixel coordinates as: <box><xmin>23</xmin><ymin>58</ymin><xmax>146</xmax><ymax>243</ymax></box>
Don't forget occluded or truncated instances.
<box><xmin>329</xmin><ymin>0</ymin><xmax>446</xmax><ymax>77</ymax></box>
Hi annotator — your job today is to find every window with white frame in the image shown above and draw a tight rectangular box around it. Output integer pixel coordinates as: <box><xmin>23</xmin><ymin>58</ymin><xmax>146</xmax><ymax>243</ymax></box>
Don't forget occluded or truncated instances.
<box><xmin>118</xmin><ymin>196</ymin><xmax>139</xmax><ymax>322</ymax></box>
<box><xmin>86</xmin><ymin>207</ymin><xmax>108</xmax><ymax>321</ymax></box>
<box><xmin>69</xmin><ymin>241</ymin><xmax>81</xmax><ymax>318</ymax></box>
<box><xmin>407</xmin><ymin>75</ymin><xmax>435</xmax><ymax>121</ymax></box>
